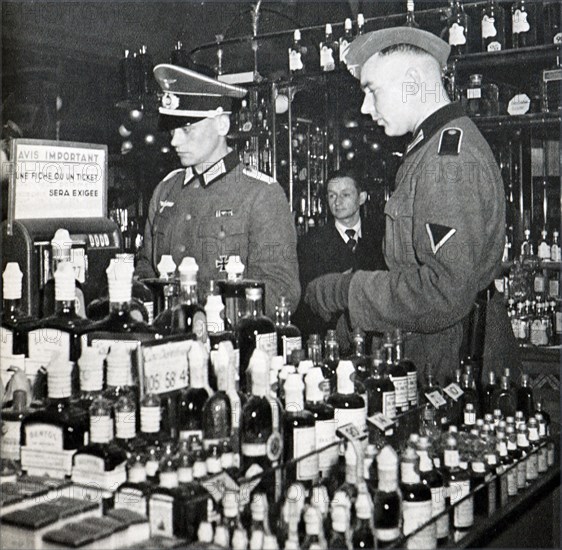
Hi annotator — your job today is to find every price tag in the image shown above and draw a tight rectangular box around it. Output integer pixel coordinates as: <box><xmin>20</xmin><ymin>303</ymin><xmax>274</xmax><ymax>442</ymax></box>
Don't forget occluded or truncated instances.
<box><xmin>443</xmin><ymin>382</ymin><xmax>464</xmax><ymax>401</ymax></box>
<box><xmin>367</xmin><ymin>413</ymin><xmax>395</xmax><ymax>432</ymax></box>
<box><xmin>140</xmin><ymin>338</ymin><xmax>192</xmax><ymax>396</ymax></box>
<box><xmin>425</xmin><ymin>390</ymin><xmax>447</xmax><ymax>409</ymax></box>
<box><xmin>335</xmin><ymin>422</ymin><xmax>364</xmax><ymax>442</ymax></box>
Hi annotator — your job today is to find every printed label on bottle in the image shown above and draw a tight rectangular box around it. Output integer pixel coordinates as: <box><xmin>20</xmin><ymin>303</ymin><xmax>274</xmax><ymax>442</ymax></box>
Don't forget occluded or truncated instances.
<box><xmin>507</xmin><ymin>466</ymin><xmax>518</xmax><ymax>495</ymax></box>
<box><xmin>449</xmin><ymin>23</ymin><xmax>467</xmax><ymax>46</ymax></box>
<box><xmin>450</xmin><ymin>480</ymin><xmax>473</xmax><ymax>528</ymax></box>
<box><xmin>334</xmin><ymin>407</ymin><xmax>367</xmax><ymax>436</ymax></box>
<box><xmin>24</xmin><ymin>423</ymin><xmax>64</xmax><ymax>451</ymax></box>
<box><xmin>115</xmin><ymin>488</ymin><xmax>147</xmax><ymax>516</ymax></box>
<box><xmin>241</xmin><ymin>442</ymin><xmax>267</xmax><ymax>457</ymax></box>
<box><xmin>20</xmin><ymin>447</ymin><xmax>75</xmax><ymax>477</ymax></box>
<box><xmin>526</xmin><ymin>453</ymin><xmax>538</xmax><ymax>480</ymax></box>
<box><xmin>481</xmin><ymin>15</ymin><xmax>497</xmax><ymax>38</ymax></box>
<box><xmin>377</xmin><ymin>527</ymin><xmax>401</xmax><ymax>542</ymax></box>
<box><xmin>255</xmin><ymin>332</ymin><xmax>277</xmax><ymax>358</ymax></box>
<box><xmin>1</xmin><ymin>420</ymin><xmax>22</xmax><ymax>460</ymax></box>
<box><xmin>141</xmin><ymin>406</ymin><xmax>161</xmax><ymax>433</ymax></box>
<box><xmin>320</xmin><ymin>45</ymin><xmax>335</xmax><ymax>71</ymax></box>
<box><xmin>530</xmin><ymin>320</ymin><xmax>549</xmax><ymax>346</ymax></box>
<box><xmin>487</xmin><ymin>41</ymin><xmax>502</xmax><ymax>51</ymax></box>
<box><xmin>407</xmin><ymin>372</ymin><xmax>418</xmax><ymax>405</ymax></box>
<box><xmin>431</xmin><ymin>486</ymin><xmax>449</xmax><ymax>539</ymax></box>
<box><xmin>512</xmin><ymin>10</ymin><xmax>530</xmax><ymax>34</ymax></box>
<box><xmin>467</xmin><ymin>88</ymin><xmax>482</xmax><ymax>99</ymax></box>
<box><xmin>289</xmin><ymin>49</ymin><xmax>303</xmax><ymax>72</ymax></box>
<box><xmin>146</xmin><ymin>459</ymin><xmax>159</xmax><ymax>478</ymax></box>
<box><xmin>282</xmin><ymin>336</ymin><xmax>302</xmax><ymax>363</ymax></box>
<box><xmin>144</xmin><ymin>301</ymin><xmax>154</xmax><ymax>324</ymax></box>
<box><xmin>149</xmin><ymin>494</ymin><xmax>175</xmax><ymax>538</ymax></box>
<box><xmin>73</xmin><ymin>454</ymin><xmax>105</xmax><ymax>473</ymax></box>
<box><xmin>403</xmin><ymin>500</ymin><xmax>435</xmax><ymax>548</ymax></box>
<box><xmin>555</xmin><ymin>312</ymin><xmax>562</xmax><ymax>335</ymax></box>
<box><xmin>90</xmin><ymin>415</ymin><xmax>113</xmax><ymax>443</ymax></box>
<box><xmin>315</xmin><ymin>419</ymin><xmax>338</xmax><ymax>473</ymax></box>
<box><xmin>115</xmin><ymin>411</ymin><xmax>137</xmax><ymax>439</ymax></box>
<box><xmin>383</xmin><ymin>391</ymin><xmax>397</xmax><ymax>419</ymax></box>
<box><xmin>389</xmin><ymin>375</ymin><xmax>408</xmax><ymax>409</ymax></box>
<box><xmin>294</xmin><ymin>425</ymin><xmax>319</xmax><ymax>480</ymax></box>
<box><xmin>28</xmin><ymin>328</ymin><xmax>71</xmax><ymax>361</ymax></box>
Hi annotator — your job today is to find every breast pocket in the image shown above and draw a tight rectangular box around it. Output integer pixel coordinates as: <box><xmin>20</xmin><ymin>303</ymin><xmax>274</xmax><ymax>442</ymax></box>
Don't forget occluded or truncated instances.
<box><xmin>384</xmin><ymin>193</ymin><xmax>416</xmax><ymax>267</ymax></box>
<box><xmin>152</xmin><ymin>206</ymin><xmax>177</xmax><ymax>264</ymax></box>
<box><xmin>197</xmin><ymin>217</ymin><xmax>247</xmax><ymax>264</ymax></box>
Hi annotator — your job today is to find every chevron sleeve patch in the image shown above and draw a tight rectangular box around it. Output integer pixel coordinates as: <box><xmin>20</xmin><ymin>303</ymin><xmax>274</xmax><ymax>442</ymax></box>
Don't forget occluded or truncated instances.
<box><xmin>426</xmin><ymin>223</ymin><xmax>457</xmax><ymax>254</ymax></box>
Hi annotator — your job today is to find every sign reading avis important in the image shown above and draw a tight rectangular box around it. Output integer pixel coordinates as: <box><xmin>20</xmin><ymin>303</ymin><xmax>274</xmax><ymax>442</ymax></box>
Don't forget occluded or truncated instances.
<box><xmin>9</xmin><ymin>138</ymin><xmax>107</xmax><ymax>220</ymax></box>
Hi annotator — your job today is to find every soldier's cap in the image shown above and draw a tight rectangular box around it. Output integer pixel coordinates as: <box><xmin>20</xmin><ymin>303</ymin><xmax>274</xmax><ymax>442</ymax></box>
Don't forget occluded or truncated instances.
<box><xmin>346</xmin><ymin>27</ymin><xmax>451</xmax><ymax>79</ymax></box>
<box><xmin>154</xmin><ymin>64</ymin><xmax>247</xmax><ymax>129</ymax></box>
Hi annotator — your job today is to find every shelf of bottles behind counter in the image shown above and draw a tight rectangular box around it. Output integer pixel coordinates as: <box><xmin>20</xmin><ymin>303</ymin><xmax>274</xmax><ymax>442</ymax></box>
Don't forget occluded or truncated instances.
<box><xmin>0</xmin><ymin>241</ymin><xmax>558</xmax><ymax>549</ymax></box>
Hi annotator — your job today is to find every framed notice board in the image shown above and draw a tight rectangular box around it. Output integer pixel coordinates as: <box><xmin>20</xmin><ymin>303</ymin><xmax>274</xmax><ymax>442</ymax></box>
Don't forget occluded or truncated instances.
<box><xmin>7</xmin><ymin>138</ymin><xmax>107</xmax><ymax>232</ymax></box>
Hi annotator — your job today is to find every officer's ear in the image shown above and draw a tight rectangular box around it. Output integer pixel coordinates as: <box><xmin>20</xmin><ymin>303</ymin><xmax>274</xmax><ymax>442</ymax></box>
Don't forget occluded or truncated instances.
<box><xmin>359</xmin><ymin>191</ymin><xmax>367</xmax><ymax>206</ymax></box>
<box><xmin>215</xmin><ymin>114</ymin><xmax>230</xmax><ymax>137</ymax></box>
<box><xmin>405</xmin><ymin>66</ymin><xmax>422</xmax><ymax>89</ymax></box>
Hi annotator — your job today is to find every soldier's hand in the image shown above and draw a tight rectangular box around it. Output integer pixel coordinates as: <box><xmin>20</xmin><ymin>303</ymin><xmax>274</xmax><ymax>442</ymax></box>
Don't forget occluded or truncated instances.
<box><xmin>305</xmin><ymin>272</ymin><xmax>353</xmax><ymax>322</ymax></box>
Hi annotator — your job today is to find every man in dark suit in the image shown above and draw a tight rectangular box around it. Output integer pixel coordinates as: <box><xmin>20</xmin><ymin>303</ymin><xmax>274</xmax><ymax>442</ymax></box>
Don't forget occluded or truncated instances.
<box><xmin>293</xmin><ymin>168</ymin><xmax>386</xmax><ymax>344</ymax></box>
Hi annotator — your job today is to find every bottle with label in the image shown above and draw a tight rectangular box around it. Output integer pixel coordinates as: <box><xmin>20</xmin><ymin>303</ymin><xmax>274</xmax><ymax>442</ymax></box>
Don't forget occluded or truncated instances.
<box><xmin>448</xmin><ymin>0</ymin><xmax>470</xmax><ymax>56</ymax></box>
<box><xmin>76</xmin><ymin>346</ymin><xmax>105</xmax><ymax>412</ymax></box>
<box><xmin>462</xmin><ymin>402</ymin><xmax>477</xmax><ymax>432</ymax></box>
<box><xmin>114</xmin><ymin>452</ymin><xmax>152</xmax><ymax>516</ymax></box>
<box><xmin>0</xmin><ymin>389</ymin><xmax>28</xmax><ymax>468</ymax></box>
<box><xmin>202</xmin><ymin>341</ymin><xmax>244</xmax><ymax>462</ymax></box>
<box><xmin>372</xmin><ymin>445</ymin><xmax>402</xmax><ymax>548</ymax></box>
<box><xmin>550</xmin><ymin>230</ymin><xmax>561</xmax><ymax>261</ymax></box>
<box><xmin>470</xmin><ymin>443</ymin><xmax>495</xmax><ymax>518</ymax></box>
<box><xmin>322</xmin><ymin>330</ymin><xmax>340</xmax><ymax>397</ymax></box>
<box><xmin>516</xmin><ymin>422</ymin><xmax>530</xmax><ymax>487</ymax></box>
<box><xmin>516</xmin><ymin>373</ymin><xmax>535</xmax><ymax>419</ymax></box>
<box><xmin>494</xmin><ymin>430</ymin><xmax>512</xmax><ymax>506</ymax></box>
<box><xmin>511</xmin><ymin>0</ymin><xmax>537</xmax><ymax>48</ymax></box>
<box><xmin>405</xmin><ymin>0</ymin><xmax>420</xmax><ymax>28</ymax></box>
<box><xmin>395</xmin><ymin>329</ymin><xmax>418</xmax><ymax>409</ymax></box>
<box><xmin>274</xmin><ymin>296</ymin><xmax>302</xmax><ymax>363</ymax></box>
<box><xmin>238</xmin><ymin>99</ymin><xmax>253</xmax><ymax>134</ymax></box>
<box><xmin>416</xmin><ymin>436</ymin><xmax>449</xmax><ymax>544</ymax></box>
<box><xmin>283</xmin><ymin>373</ymin><xmax>318</xmax><ymax>490</ymax></box>
<box><xmin>339</xmin><ymin>18</ymin><xmax>354</xmax><ymax>67</ymax></box>
<box><xmin>533</xmin><ymin>410</ymin><xmax>550</xmax><ymax>473</ymax></box>
<box><xmin>442</xmin><ymin>436</ymin><xmax>473</xmax><ymax>541</ymax></box>
<box><xmin>20</xmin><ymin>352</ymin><xmax>89</xmax><ymax>478</ymax></box>
<box><xmin>104</xmin><ymin>345</ymin><xmax>138</xmax><ymax>409</ymax></box>
<box><xmin>304</xmin><ymin>367</ymin><xmax>338</xmax><ymax>480</ymax></box>
<box><xmin>320</xmin><ymin>24</ymin><xmax>338</xmax><ymax>72</ymax></box>
<box><xmin>329</xmin><ymin>504</ymin><xmax>351</xmax><ymax>549</ymax></box>
<box><xmin>384</xmin><ymin>333</ymin><xmax>409</xmax><ymax>415</ymax></box>
<box><xmin>357</xmin><ymin>13</ymin><xmax>365</xmax><ymax>36</ymax></box>
<box><xmin>548</xmin><ymin>269</ymin><xmax>560</xmax><ymax>299</ymax></box>
<box><xmin>327</xmin><ymin>360</ymin><xmax>367</xmax><ymax>445</ymax></box>
<box><xmin>481</xmin><ymin>0</ymin><xmax>505</xmax><ymax>51</ymax></box>
<box><xmin>526</xmin><ymin>417</ymin><xmax>540</xmax><ymax>481</ymax></box>
<box><xmin>289</xmin><ymin>29</ymin><xmax>306</xmax><ymax>75</ymax></box>
<box><xmin>307</xmin><ymin>333</ymin><xmax>323</xmax><ymax>368</ymax></box>
<box><xmin>238</xmin><ymin>286</ymin><xmax>277</xmax><ymax>393</ymax></box>
<box><xmin>113</xmin><ymin>380</ymin><xmax>137</xmax><ymax>456</ymax></box>
<box><xmin>505</xmin><ymin>426</ymin><xmax>521</xmax><ymax>495</ymax></box>
<box><xmin>400</xmin><ymin>446</ymin><xmax>436</xmax><ymax>549</ymax></box>
<box><xmin>213</xmin><ymin>490</ymin><xmax>242</xmax><ymax>548</ymax></box>
<box><xmin>492</xmin><ymin>375</ymin><xmax>516</xmax><ymax>418</ymax></box>
<box><xmin>71</xmin><ymin>393</ymin><xmax>128</xmax><ymax>490</ymax></box>
<box><xmin>241</xmin><ymin>349</ymin><xmax>284</xmax><ymax>504</ymax></box>
<box><xmin>538</xmin><ymin>229</ymin><xmax>551</xmax><ymax>260</ymax></box>
<box><xmin>351</xmin><ymin>492</ymin><xmax>376</xmax><ymax>549</ymax></box>
<box><xmin>348</xmin><ymin>328</ymin><xmax>368</xmax><ymax>400</ymax></box>
<box><xmin>302</xmin><ymin>505</ymin><xmax>327</xmax><ymax>549</ymax></box>
<box><xmin>466</xmin><ymin>74</ymin><xmax>484</xmax><ymax>116</ymax></box>
<box><xmin>219</xmin><ymin>255</ymin><xmax>247</xmax><ymax>332</ymax></box>
<box><xmin>481</xmin><ymin>370</ymin><xmax>497</xmax><ymax>416</ymax></box>
<box><xmin>178</xmin><ymin>341</ymin><xmax>212</xmax><ymax>442</ymax></box>
<box><xmin>364</xmin><ymin>354</ymin><xmax>396</xmax><ymax>420</ymax></box>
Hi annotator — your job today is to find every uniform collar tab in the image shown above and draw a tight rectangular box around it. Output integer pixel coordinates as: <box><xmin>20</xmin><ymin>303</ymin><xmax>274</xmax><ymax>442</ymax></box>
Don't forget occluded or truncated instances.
<box><xmin>183</xmin><ymin>150</ymin><xmax>239</xmax><ymax>188</ymax></box>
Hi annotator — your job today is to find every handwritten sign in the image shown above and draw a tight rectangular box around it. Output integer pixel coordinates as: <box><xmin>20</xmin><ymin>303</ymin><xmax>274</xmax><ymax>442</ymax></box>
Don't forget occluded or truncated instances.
<box><xmin>139</xmin><ymin>337</ymin><xmax>192</xmax><ymax>396</ymax></box>
<box><xmin>425</xmin><ymin>390</ymin><xmax>447</xmax><ymax>409</ymax></box>
<box><xmin>8</xmin><ymin>139</ymin><xmax>107</xmax><ymax>224</ymax></box>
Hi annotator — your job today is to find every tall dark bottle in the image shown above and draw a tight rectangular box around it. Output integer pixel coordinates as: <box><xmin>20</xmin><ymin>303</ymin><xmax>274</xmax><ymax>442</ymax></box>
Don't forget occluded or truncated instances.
<box><xmin>237</xmin><ymin>286</ymin><xmax>277</xmax><ymax>393</ymax></box>
<box><xmin>511</xmin><ymin>0</ymin><xmax>537</xmax><ymax>48</ymax></box>
<box><xmin>481</xmin><ymin>370</ymin><xmax>497</xmax><ymax>415</ymax></box>
<box><xmin>516</xmin><ymin>373</ymin><xmax>534</xmax><ymax>419</ymax></box>
<box><xmin>384</xmin><ymin>332</ymin><xmax>408</xmax><ymax>415</ymax></box>
<box><xmin>323</xmin><ymin>329</ymin><xmax>340</xmax><ymax>396</ymax></box>
<box><xmin>364</xmin><ymin>354</ymin><xmax>396</xmax><ymax>419</ymax></box>
<box><xmin>352</xmin><ymin>492</ymin><xmax>377</xmax><ymax>550</ymax></box>
<box><xmin>481</xmin><ymin>0</ymin><xmax>505</xmax><ymax>51</ymax></box>
<box><xmin>283</xmin><ymin>373</ymin><xmax>318</xmax><ymax>489</ymax></box>
<box><xmin>448</xmin><ymin>0</ymin><xmax>470</xmax><ymax>56</ymax></box>
<box><xmin>274</xmin><ymin>296</ymin><xmax>302</xmax><ymax>363</ymax></box>
<box><xmin>395</xmin><ymin>329</ymin><xmax>418</xmax><ymax>409</ymax></box>
<box><xmin>348</xmin><ymin>328</ymin><xmax>368</xmax><ymax>402</ymax></box>
<box><xmin>240</xmin><ymin>349</ymin><xmax>284</xmax><ymax>504</ymax></box>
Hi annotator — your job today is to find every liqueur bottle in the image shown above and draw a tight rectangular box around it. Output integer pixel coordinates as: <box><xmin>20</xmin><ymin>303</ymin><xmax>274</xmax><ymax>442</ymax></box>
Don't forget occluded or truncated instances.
<box><xmin>20</xmin><ymin>352</ymin><xmax>89</xmax><ymax>478</ymax></box>
<box><xmin>417</xmin><ymin>436</ymin><xmax>449</xmax><ymax>544</ymax></box>
<box><xmin>136</xmin><ymin>391</ymin><xmax>167</xmax><ymax>482</ymax></box>
<box><xmin>481</xmin><ymin>0</ymin><xmax>506</xmax><ymax>51</ymax></box>
<box><xmin>351</xmin><ymin>492</ymin><xmax>377</xmax><ymax>550</ymax></box>
<box><xmin>462</xmin><ymin>402</ymin><xmax>477</xmax><ymax>432</ymax></box>
<box><xmin>238</xmin><ymin>286</ymin><xmax>277</xmax><ymax>393</ymax></box>
<box><xmin>302</xmin><ymin>505</ymin><xmax>327</xmax><ymax>549</ymax></box>
<box><xmin>304</xmin><ymin>367</ymin><xmax>338</xmax><ymax>479</ymax></box>
<box><xmin>323</xmin><ymin>329</ymin><xmax>340</xmax><ymax>396</ymax></box>
<box><xmin>274</xmin><ymin>296</ymin><xmax>302</xmax><ymax>363</ymax></box>
<box><xmin>113</xmin><ymin>386</ymin><xmax>137</xmax><ymax>456</ymax></box>
<box><xmin>384</xmin><ymin>333</ymin><xmax>409</xmax><ymax>415</ymax></box>
<box><xmin>400</xmin><ymin>446</ymin><xmax>436</xmax><ymax>549</ymax></box>
<box><xmin>71</xmin><ymin>394</ymin><xmax>128</xmax><ymax>490</ymax></box>
<box><xmin>339</xmin><ymin>18</ymin><xmax>354</xmax><ymax>67</ymax></box>
<box><xmin>395</xmin><ymin>329</ymin><xmax>418</xmax><ymax>409</ymax></box>
<box><xmin>319</xmin><ymin>24</ymin><xmax>338</xmax><ymax>72</ymax></box>
<box><xmin>405</xmin><ymin>0</ymin><xmax>420</xmax><ymax>28</ymax></box>
<box><xmin>240</xmin><ymin>350</ymin><xmax>284</xmax><ymax>504</ymax></box>
<box><xmin>481</xmin><ymin>370</ymin><xmax>497</xmax><ymax>416</ymax></box>
<box><xmin>348</xmin><ymin>328</ymin><xmax>368</xmax><ymax>402</ymax></box>
<box><xmin>526</xmin><ymin>417</ymin><xmax>540</xmax><ymax>482</ymax></box>
<box><xmin>283</xmin><ymin>373</ymin><xmax>318</xmax><ymax>490</ymax></box>
<box><xmin>533</xmin><ymin>411</ymin><xmax>549</xmax><ymax>474</ymax></box>
<box><xmin>205</xmin><ymin>285</ymin><xmax>237</xmax><ymax>361</ymax></box>
<box><xmin>516</xmin><ymin>373</ymin><xmax>535</xmax><ymax>419</ymax></box>
<box><xmin>492</xmin><ymin>375</ymin><xmax>516</xmax><ymax>418</ymax></box>
<box><xmin>114</xmin><ymin>453</ymin><xmax>152</xmax><ymax>516</ymax></box>
<box><xmin>329</xmin><ymin>505</ymin><xmax>351</xmax><ymax>549</ymax></box>
<box><xmin>505</xmin><ymin>425</ymin><xmax>522</xmax><ymax>494</ymax></box>
<box><xmin>202</xmin><ymin>341</ymin><xmax>244</xmax><ymax>461</ymax></box>
<box><xmin>448</xmin><ymin>0</ymin><xmax>470</xmax><ymax>56</ymax></box>
<box><xmin>494</xmin><ymin>430</ymin><xmax>512</xmax><ymax>506</ymax></box>
<box><xmin>289</xmin><ymin>29</ymin><xmax>307</xmax><ymax>75</ymax></box>
<box><xmin>470</xmin><ymin>444</ymin><xmax>495</xmax><ymax>519</ymax></box>
<box><xmin>178</xmin><ymin>342</ymin><xmax>212</xmax><ymax>441</ymax></box>
<box><xmin>372</xmin><ymin>445</ymin><xmax>402</xmax><ymax>548</ymax></box>
<box><xmin>364</xmin><ymin>355</ymin><xmax>396</xmax><ymax>419</ymax></box>
<box><xmin>442</xmin><ymin>436</ymin><xmax>473</xmax><ymax>542</ymax></box>
<box><xmin>154</xmin><ymin>257</ymin><xmax>208</xmax><ymax>343</ymax></box>
<box><xmin>511</xmin><ymin>0</ymin><xmax>537</xmax><ymax>48</ymax></box>
<box><xmin>515</xmin><ymin>423</ymin><xmax>530</xmax><ymax>488</ymax></box>
<box><xmin>327</xmin><ymin>361</ymin><xmax>367</xmax><ymax>446</ymax></box>
<box><xmin>308</xmin><ymin>333</ymin><xmax>323</xmax><ymax>368</ymax></box>
<box><xmin>0</xmin><ymin>389</ymin><xmax>28</xmax><ymax>466</ymax></box>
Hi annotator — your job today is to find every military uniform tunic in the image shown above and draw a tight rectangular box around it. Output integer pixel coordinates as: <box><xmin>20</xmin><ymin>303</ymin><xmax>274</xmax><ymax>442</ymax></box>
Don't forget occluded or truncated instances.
<box><xmin>136</xmin><ymin>151</ymin><xmax>301</xmax><ymax>318</ymax></box>
<box><xmin>347</xmin><ymin>103</ymin><xmax>505</xmax><ymax>377</ymax></box>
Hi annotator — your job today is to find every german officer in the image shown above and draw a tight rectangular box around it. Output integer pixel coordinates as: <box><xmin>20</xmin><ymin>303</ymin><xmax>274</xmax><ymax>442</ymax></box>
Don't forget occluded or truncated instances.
<box><xmin>136</xmin><ymin>65</ymin><xmax>300</xmax><ymax>317</ymax></box>
<box><xmin>305</xmin><ymin>28</ymin><xmax>505</xmax><ymax>380</ymax></box>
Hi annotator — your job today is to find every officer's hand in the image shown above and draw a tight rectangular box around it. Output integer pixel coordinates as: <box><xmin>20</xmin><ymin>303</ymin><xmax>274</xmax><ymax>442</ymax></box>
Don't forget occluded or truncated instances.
<box><xmin>305</xmin><ymin>272</ymin><xmax>353</xmax><ymax>322</ymax></box>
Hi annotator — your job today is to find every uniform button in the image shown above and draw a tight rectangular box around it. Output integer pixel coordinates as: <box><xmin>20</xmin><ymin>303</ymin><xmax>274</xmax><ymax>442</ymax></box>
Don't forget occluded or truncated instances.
<box><xmin>179</xmin><ymin>245</ymin><xmax>186</xmax><ymax>253</ymax></box>
<box><xmin>193</xmin><ymin>182</ymin><xmax>200</xmax><ymax>189</ymax></box>
<box><xmin>185</xmin><ymin>214</ymin><xmax>192</xmax><ymax>221</ymax></box>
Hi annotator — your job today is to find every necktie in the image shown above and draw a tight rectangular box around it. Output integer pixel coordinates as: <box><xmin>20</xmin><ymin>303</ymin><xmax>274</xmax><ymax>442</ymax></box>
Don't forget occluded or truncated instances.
<box><xmin>345</xmin><ymin>229</ymin><xmax>357</xmax><ymax>252</ymax></box>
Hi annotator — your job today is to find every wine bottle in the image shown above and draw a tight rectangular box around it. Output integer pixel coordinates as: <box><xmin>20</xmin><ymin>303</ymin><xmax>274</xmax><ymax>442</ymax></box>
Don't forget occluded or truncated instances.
<box><xmin>481</xmin><ymin>370</ymin><xmax>497</xmax><ymax>416</ymax></box>
<box><xmin>447</xmin><ymin>0</ymin><xmax>470</xmax><ymax>56</ymax></box>
<box><xmin>492</xmin><ymin>375</ymin><xmax>516</xmax><ymax>418</ymax></box>
<box><xmin>348</xmin><ymin>328</ymin><xmax>368</xmax><ymax>403</ymax></box>
<box><xmin>136</xmin><ymin>391</ymin><xmax>167</xmax><ymax>483</ymax></box>
<box><xmin>506</xmin><ymin>425</ymin><xmax>523</xmax><ymax>493</ymax></box>
<box><xmin>384</xmin><ymin>332</ymin><xmax>408</xmax><ymax>415</ymax></box>
<box><xmin>516</xmin><ymin>373</ymin><xmax>534</xmax><ymax>419</ymax></box>
<box><xmin>481</xmin><ymin>0</ymin><xmax>505</xmax><ymax>51</ymax></box>
<box><xmin>289</xmin><ymin>29</ymin><xmax>306</xmax><ymax>75</ymax></box>
<box><xmin>274</xmin><ymin>296</ymin><xmax>302</xmax><ymax>363</ymax></box>
<box><xmin>395</xmin><ymin>329</ymin><xmax>418</xmax><ymax>409</ymax></box>
<box><xmin>323</xmin><ymin>330</ymin><xmax>340</xmax><ymax>397</ymax></box>
<box><xmin>364</xmin><ymin>354</ymin><xmax>396</xmax><ymax>419</ymax></box>
<box><xmin>511</xmin><ymin>0</ymin><xmax>537</xmax><ymax>48</ymax></box>
<box><xmin>351</xmin><ymin>492</ymin><xmax>376</xmax><ymax>549</ymax></box>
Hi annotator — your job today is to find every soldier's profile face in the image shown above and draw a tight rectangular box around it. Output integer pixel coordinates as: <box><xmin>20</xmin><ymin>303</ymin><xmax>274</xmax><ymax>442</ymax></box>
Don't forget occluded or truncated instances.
<box><xmin>170</xmin><ymin>117</ymin><xmax>221</xmax><ymax>167</ymax></box>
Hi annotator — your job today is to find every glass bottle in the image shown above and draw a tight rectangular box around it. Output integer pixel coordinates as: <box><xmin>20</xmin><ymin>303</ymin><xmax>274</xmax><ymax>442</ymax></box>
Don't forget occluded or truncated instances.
<box><xmin>494</xmin><ymin>430</ymin><xmax>512</xmax><ymax>506</ymax></box>
<box><xmin>352</xmin><ymin>492</ymin><xmax>376</xmax><ymax>549</ymax></box>
<box><xmin>372</xmin><ymin>445</ymin><xmax>402</xmax><ymax>548</ymax></box>
<box><xmin>462</xmin><ymin>402</ymin><xmax>477</xmax><ymax>432</ymax></box>
<box><xmin>395</xmin><ymin>329</ymin><xmax>418</xmax><ymax>409</ymax></box>
<box><xmin>238</xmin><ymin>286</ymin><xmax>277</xmax><ymax>393</ymax></box>
<box><xmin>76</xmin><ymin>346</ymin><xmax>105</xmax><ymax>412</ymax></box>
<box><xmin>329</xmin><ymin>504</ymin><xmax>351</xmax><ymax>549</ymax></box>
<box><xmin>505</xmin><ymin>426</ymin><xmax>521</xmax><ymax>496</ymax></box>
<box><xmin>481</xmin><ymin>0</ymin><xmax>505</xmax><ymax>51</ymax></box>
<box><xmin>178</xmin><ymin>341</ymin><xmax>212</xmax><ymax>441</ymax></box>
<box><xmin>526</xmin><ymin>417</ymin><xmax>540</xmax><ymax>482</ymax></box>
<box><xmin>136</xmin><ymin>391</ymin><xmax>167</xmax><ymax>482</ymax></box>
<box><xmin>516</xmin><ymin>422</ymin><xmax>530</xmax><ymax>488</ymax></box>
<box><xmin>307</xmin><ymin>334</ymin><xmax>323</xmax><ymax>368</ymax></box>
<box><xmin>71</xmin><ymin>394</ymin><xmax>128</xmax><ymax>489</ymax></box>
<box><xmin>206</xmin><ymin>283</ymin><xmax>237</xmax><ymax>363</ymax></box>
<box><xmin>465</xmin><ymin>74</ymin><xmax>484</xmax><ymax>117</ymax></box>
<box><xmin>533</xmin><ymin>411</ymin><xmax>549</xmax><ymax>473</ymax></box>
<box><xmin>289</xmin><ymin>29</ymin><xmax>306</xmax><ymax>75</ymax></box>
<box><xmin>274</xmin><ymin>296</ymin><xmax>302</xmax><ymax>364</ymax></box>
<box><xmin>550</xmin><ymin>230</ymin><xmax>561</xmax><ymax>261</ymax></box>
<box><xmin>339</xmin><ymin>18</ymin><xmax>354</xmax><ymax>67</ymax></box>
<box><xmin>113</xmin><ymin>386</ymin><xmax>137</xmax><ymax>456</ymax></box>
<box><xmin>481</xmin><ymin>370</ymin><xmax>497</xmax><ymax>416</ymax></box>
<box><xmin>405</xmin><ymin>0</ymin><xmax>420</xmax><ymax>28</ymax></box>
<box><xmin>240</xmin><ymin>350</ymin><xmax>284</xmax><ymax>504</ymax></box>
<box><xmin>323</xmin><ymin>330</ymin><xmax>340</xmax><ymax>397</ymax></box>
<box><xmin>214</xmin><ymin>490</ymin><xmax>241</xmax><ymax>547</ymax></box>
<box><xmin>492</xmin><ymin>375</ymin><xmax>516</xmax><ymax>418</ymax></box>
<box><xmin>364</xmin><ymin>354</ymin><xmax>396</xmax><ymax>419</ymax></box>
<box><xmin>538</xmin><ymin>229</ymin><xmax>551</xmax><ymax>260</ymax></box>
<box><xmin>114</xmin><ymin>453</ymin><xmax>152</xmax><ymax>516</ymax></box>
<box><xmin>283</xmin><ymin>373</ymin><xmax>318</xmax><ymax>490</ymax></box>
<box><xmin>384</xmin><ymin>332</ymin><xmax>408</xmax><ymax>415</ymax></box>
<box><xmin>512</xmin><ymin>0</ymin><xmax>537</xmax><ymax>48</ymax></box>
<box><xmin>448</xmin><ymin>0</ymin><xmax>470</xmax><ymax>56</ymax></box>
<box><xmin>348</xmin><ymin>328</ymin><xmax>368</xmax><ymax>401</ymax></box>
<box><xmin>302</xmin><ymin>505</ymin><xmax>327</xmax><ymax>549</ymax></box>
<box><xmin>357</xmin><ymin>13</ymin><xmax>365</xmax><ymax>36</ymax></box>
<box><xmin>103</xmin><ymin>345</ymin><xmax>138</xmax><ymax>407</ymax></box>
<box><xmin>0</xmin><ymin>389</ymin><xmax>29</xmax><ymax>467</ymax></box>
<box><xmin>400</xmin><ymin>446</ymin><xmax>436</xmax><ymax>549</ymax></box>
<box><xmin>20</xmin><ymin>352</ymin><xmax>89</xmax><ymax>478</ymax></box>
<box><xmin>516</xmin><ymin>373</ymin><xmax>535</xmax><ymax>419</ymax></box>
<box><xmin>320</xmin><ymin>23</ymin><xmax>338</xmax><ymax>72</ymax></box>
